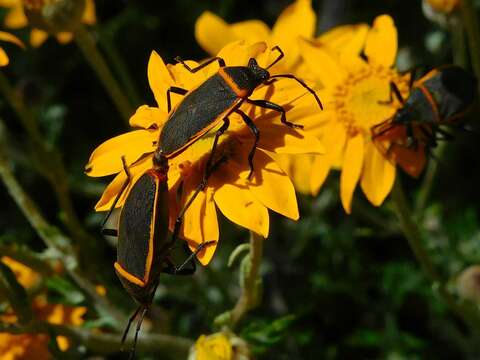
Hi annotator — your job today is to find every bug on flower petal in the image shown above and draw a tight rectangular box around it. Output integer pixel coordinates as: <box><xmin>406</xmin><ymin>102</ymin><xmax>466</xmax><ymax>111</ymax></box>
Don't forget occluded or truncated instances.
<box><xmin>102</xmin><ymin>155</ymin><xmax>223</xmax><ymax>359</ymax></box>
<box><xmin>162</xmin><ymin>45</ymin><xmax>323</xmax><ymax>179</ymax></box>
<box><xmin>372</xmin><ymin>65</ymin><xmax>477</xmax><ymax>152</ymax></box>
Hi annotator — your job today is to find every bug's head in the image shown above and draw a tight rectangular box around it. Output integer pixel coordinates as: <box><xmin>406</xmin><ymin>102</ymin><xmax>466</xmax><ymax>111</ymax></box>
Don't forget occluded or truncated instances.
<box><xmin>248</xmin><ymin>58</ymin><xmax>270</xmax><ymax>82</ymax></box>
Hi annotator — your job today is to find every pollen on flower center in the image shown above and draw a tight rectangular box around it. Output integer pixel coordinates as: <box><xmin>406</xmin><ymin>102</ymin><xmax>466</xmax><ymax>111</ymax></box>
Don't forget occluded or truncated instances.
<box><xmin>332</xmin><ymin>65</ymin><xmax>408</xmax><ymax>138</ymax></box>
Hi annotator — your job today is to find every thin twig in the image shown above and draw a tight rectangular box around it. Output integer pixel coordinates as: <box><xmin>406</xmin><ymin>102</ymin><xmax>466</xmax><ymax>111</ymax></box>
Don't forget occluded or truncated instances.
<box><xmin>0</xmin><ymin>322</ymin><xmax>192</xmax><ymax>357</ymax></box>
<box><xmin>460</xmin><ymin>0</ymin><xmax>480</xmax><ymax>96</ymax></box>
<box><xmin>229</xmin><ymin>232</ymin><xmax>264</xmax><ymax>329</ymax></box>
<box><xmin>74</xmin><ymin>25</ymin><xmax>134</xmax><ymax>123</ymax></box>
<box><xmin>0</xmin><ymin>141</ymin><xmax>124</xmax><ymax>327</ymax></box>
<box><xmin>392</xmin><ymin>178</ymin><xmax>480</xmax><ymax>333</ymax></box>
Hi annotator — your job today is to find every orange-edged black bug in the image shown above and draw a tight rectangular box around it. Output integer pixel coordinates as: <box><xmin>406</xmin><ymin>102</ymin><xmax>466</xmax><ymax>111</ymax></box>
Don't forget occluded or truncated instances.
<box><xmin>372</xmin><ymin>65</ymin><xmax>477</xmax><ymax>150</ymax></box>
<box><xmin>101</xmin><ymin>154</ymin><xmax>224</xmax><ymax>359</ymax></box>
<box><xmin>160</xmin><ymin>45</ymin><xmax>323</xmax><ymax>178</ymax></box>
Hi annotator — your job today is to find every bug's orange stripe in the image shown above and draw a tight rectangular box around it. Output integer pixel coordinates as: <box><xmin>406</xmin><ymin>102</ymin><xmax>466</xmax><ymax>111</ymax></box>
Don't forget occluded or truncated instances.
<box><xmin>418</xmin><ymin>84</ymin><xmax>441</xmax><ymax>123</ymax></box>
<box><xmin>114</xmin><ymin>262</ymin><xmax>146</xmax><ymax>287</ymax></box>
<box><xmin>218</xmin><ymin>68</ymin><xmax>249</xmax><ymax>98</ymax></box>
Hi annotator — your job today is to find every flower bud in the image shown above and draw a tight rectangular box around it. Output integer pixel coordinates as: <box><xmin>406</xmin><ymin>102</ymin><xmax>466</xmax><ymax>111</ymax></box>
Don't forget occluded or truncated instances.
<box><xmin>189</xmin><ymin>331</ymin><xmax>251</xmax><ymax>360</ymax></box>
<box><xmin>23</xmin><ymin>0</ymin><xmax>86</xmax><ymax>34</ymax></box>
<box><xmin>457</xmin><ymin>265</ymin><xmax>480</xmax><ymax>303</ymax></box>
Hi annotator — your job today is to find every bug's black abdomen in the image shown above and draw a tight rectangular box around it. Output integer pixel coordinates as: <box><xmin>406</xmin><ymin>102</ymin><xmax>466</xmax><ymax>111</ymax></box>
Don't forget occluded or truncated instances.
<box><xmin>398</xmin><ymin>89</ymin><xmax>438</xmax><ymax>125</ymax></box>
<box><xmin>160</xmin><ymin>74</ymin><xmax>238</xmax><ymax>155</ymax></box>
<box><xmin>117</xmin><ymin>172</ymin><xmax>158</xmax><ymax>281</ymax></box>
<box><xmin>429</xmin><ymin>66</ymin><xmax>477</xmax><ymax>121</ymax></box>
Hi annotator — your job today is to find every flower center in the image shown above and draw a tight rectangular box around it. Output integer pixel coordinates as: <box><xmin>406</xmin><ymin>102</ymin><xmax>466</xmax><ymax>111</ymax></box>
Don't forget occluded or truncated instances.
<box><xmin>331</xmin><ymin>65</ymin><xmax>409</xmax><ymax>139</ymax></box>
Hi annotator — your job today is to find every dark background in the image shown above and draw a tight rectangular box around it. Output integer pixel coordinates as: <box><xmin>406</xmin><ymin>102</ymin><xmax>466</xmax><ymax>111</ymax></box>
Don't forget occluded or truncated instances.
<box><xmin>1</xmin><ymin>1</ymin><xmax>480</xmax><ymax>359</ymax></box>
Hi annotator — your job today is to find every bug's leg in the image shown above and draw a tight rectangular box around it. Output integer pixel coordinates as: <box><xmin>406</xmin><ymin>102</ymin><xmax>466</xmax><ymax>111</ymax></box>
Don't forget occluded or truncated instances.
<box><xmin>378</xmin><ymin>81</ymin><xmax>404</xmax><ymax>105</ymax></box>
<box><xmin>266</xmin><ymin>45</ymin><xmax>284</xmax><ymax>69</ymax></box>
<box><xmin>405</xmin><ymin>124</ymin><xmax>419</xmax><ymax>150</ymax></box>
<box><xmin>101</xmin><ymin>156</ymin><xmax>131</xmax><ymax>233</ymax></box>
<box><xmin>175</xmin><ymin>56</ymin><xmax>226</xmax><ymax>73</ymax></box>
<box><xmin>120</xmin><ymin>305</ymin><xmax>142</xmax><ymax>350</ymax></box>
<box><xmin>169</xmin><ymin>153</ymin><xmax>230</xmax><ymax>249</ymax></box>
<box><xmin>434</xmin><ymin>126</ymin><xmax>455</xmax><ymax>141</ymax></box>
<box><xmin>248</xmin><ymin>98</ymin><xmax>303</xmax><ymax>129</ymax></box>
<box><xmin>371</xmin><ymin>119</ymin><xmax>396</xmax><ymax>140</ymax></box>
<box><xmin>235</xmin><ymin>109</ymin><xmax>259</xmax><ymax>179</ymax></box>
<box><xmin>163</xmin><ymin>241</ymin><xmax>217</xmax><ymax>275</ymax></box>
<box><xmin>166</xmin><ymin>86</ymin><xmax>188</xmax><ymax>113</ymax></box>
<box><xmin>128</xmin><ymin>306</ymin><xmax>149</xmax><ymax>360</ymax></box>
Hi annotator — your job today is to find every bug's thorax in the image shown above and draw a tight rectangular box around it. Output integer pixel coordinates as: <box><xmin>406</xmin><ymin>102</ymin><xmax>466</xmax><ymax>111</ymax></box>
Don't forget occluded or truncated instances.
<box><xmin>218</xmin><ymin>58</ymin><xmax>270</xmax><ymax>98</ymax></box>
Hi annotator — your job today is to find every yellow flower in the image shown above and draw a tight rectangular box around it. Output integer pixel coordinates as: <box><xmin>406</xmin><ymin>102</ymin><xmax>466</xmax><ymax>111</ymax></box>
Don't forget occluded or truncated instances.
<box><xmin>296</xmin><ymin>15</ymin><xmax>426</xmax><ymax>213</ymax></box>
<box><xmin>0</xmin><ymin>0</ymin><xmax>96</xmax><ymax>47</ymax></box>
<box><xmin>193</xmin><ymin>333</ymin><xmax>233</xmax><ymax>360</ymax></box>
<box><xmin>0</xmin><ymin>260</ymin><xmax>86</xmax><ymax>358</ymax></box>
<box><xmin>190</xmin><ymin>332</ymin><xmax>250</xmax><ymax>360</ymax></box>
<box><xmin>86</xmin><ymin>41</ymin><xmax>324</xmax><ymax>264</ymax></box>
<box><xmin>0</xmin><ymin>30</ymin><xmax>24</xmax><ymax>66</ymax></box>
<box><xmin>1</xmin><ymin>256</ymin><xmax>40</xmax><ymax>288</ymax></box>
<box><xmin>195</xmin><ymin>0</ymin><xmax>315</xmax><ymax>74</ymax></box>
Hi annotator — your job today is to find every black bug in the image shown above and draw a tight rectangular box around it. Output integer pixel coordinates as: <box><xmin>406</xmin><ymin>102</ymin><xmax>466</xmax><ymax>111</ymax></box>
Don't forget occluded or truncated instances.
<box><xmin>160</xmin><ymin>45</ymin><xmax>323</xmax><ymax>178</ymax></box>
<box><xmin>372</xmin><ymin>65</ymin><xmax>477</xmax><ymax>150</ymax></box>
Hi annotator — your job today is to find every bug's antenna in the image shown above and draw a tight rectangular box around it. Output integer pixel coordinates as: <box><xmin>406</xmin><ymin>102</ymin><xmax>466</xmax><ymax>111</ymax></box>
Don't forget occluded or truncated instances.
<box><xmin>270</xmin><ymin>73</ymin><xmax>323</xmax><ymax>110</ymax></box>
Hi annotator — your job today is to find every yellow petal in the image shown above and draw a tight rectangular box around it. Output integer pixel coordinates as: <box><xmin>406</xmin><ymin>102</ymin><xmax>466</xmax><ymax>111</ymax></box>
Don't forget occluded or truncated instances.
<box><xmin>298</xmin><ymin>38</ymin><xmax>346</xmax><ymax>88</ymax></box>
<box><xmin>95</xmin><ymin>157</ymin><xmax>152</xmax><ymax>211</ymax></box>
<box><xmin>360</xmin><ymin>142</ymin><xmax>396</xmax><ymax>206</ymax></box>
<box><xmin>231</xmin><ymin>20</ymin><xmax>270</xmax><ymax>43</ymax></box>
<box><xmin>56</xmin><ymin>32</ymin><xmax>73</xmax><ymax>44</ymax></box>
<box><xmin>181</xmin><ymin>171</ymin><xmax>219</xmax><ymax>245</ymax></box>
<box><xmin>216</xmin><ymin>40</ymin><xmax>267</xmax><ymax>69</ymax></box>
<box><xmin>340</xmin><ymin>134</ymin><xmax>364</xmax><ymax>213</ymax></box>
<box><xmin>318</xmin><ymin>23</ymin><xmax>368</xmax><ymax>55</ymax></box>
<box><xmin>0</xmin><ymin>31</ymin><xmax>24</xmax><ymax>48</ymax></box>
<box><xmin>0</xmin><ymin>48</ymin><xmax>9</xmax><ymax>66</ymax></box>
<box><xmin>129</xmin><ymin>105</ymin><xmax>167</xmax><ymax>129</ymax></box>
<box><xmin>275</xmin><ymin>153</ymin><xmax>316</xmax><ymax>195</ymax></box>
<box><xmin>184</xmin><ymin>188</ymin><xmax>219</xmax><ymax>265</ymax></box>
<box><xmin>249</xmin><ymin>150</ymin><xmax>299</xmax><ymax>220</ymax></box>
<box><xmin>4</xmin><ymin>5</ymin><xmax>27</xmax><ymax>29</ymax></box>
<box><xmin>315</xmin><ymin>118</ymin><xmax>347</xmax><ymax>168</ymax></box>
<box><xmin>310</xmin><ymin>153</ymin><xmax>331</xmax><ymax>195</ymax></box>
<box><xmin>271</xmin><ymin>0</ymin><xmax>315</xmax><ymax>69</ymax></box>
<box><xmin>364</xmin><ymin>14</ymin><xmax>397</xmax><ymax>67</ymax></box>
<box><xmin>147</xmin><ymin>51</ymin><xmax>174</xmax><ymax>112</ymax></box>
<box><xmin>82</xmin><ymin>0</ymin><xmax>97</xmax><ymax>25</ymax></box>
<box><xmin>85</xmin><ymin>130</ymin><xmax>157</xmax><ymax>177</ymax></box>
<box><xmin>256</xmin><ymin>120</ymin><xmax>324</xmax><ymax>154</ymax></box>
<box><xmin>30</xmin><ymin>28</ymin><xmax>48</xmax><ymax>47</ymax></box>
<box><xmin>212</xmin><ymin>164</ymin><xmax>269</xmax><ymax>238</ymax></box>
<box><xmin>195</xmin><ymin>11</ymin><xmax>237</xmax><ymax>56</ymax></box>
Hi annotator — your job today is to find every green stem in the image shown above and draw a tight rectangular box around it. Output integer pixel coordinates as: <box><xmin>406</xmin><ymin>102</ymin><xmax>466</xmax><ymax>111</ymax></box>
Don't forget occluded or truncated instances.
<box><xmin>0</xmin><ymin>73</ymin><xmax>92</xmax><ymax>249</ymax></box>
<box><xmin>416</xmin><ymin>19</ymin><xmax>467</xmax><ymax>215</ymax></box>
<box><xmin>415</xmin><ymin>142</ymin><xmax>447</xmax><ymax>214</ymax></box>
<box><xmin>229</xmin><ymin>231</ymin><xmax>264</xmax><ymax>329</ymax></box>
<box><xmin>460</xmin><ymin>0</ymin><xmax>480</xmax><ymax>95</ymax></box>
<box><xmin>0</xmin><ymin>322</ymin><xmax>192</xmax><ymax>357</ymax></box>
<box><xmin>99</xmin><ymin>35</ymin><xmax>142</xmax><ymax>107</ymax></box>
<box><xmin>0</xmin><ymin>141</ymin><xmax>125</xmax><ymax>327</ymax></box>
<box><xmin>74</xmin><ymin>25</ymin><xmax>133</xmax><ymax>123</ymax></box>
<box><xmin>392</xmin><ymin>178</ymin><xmax>480</xmax><ymax>332</ymax></box>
